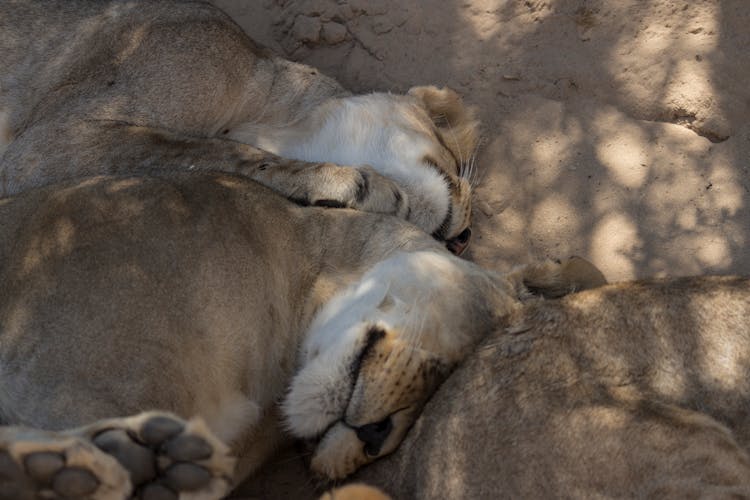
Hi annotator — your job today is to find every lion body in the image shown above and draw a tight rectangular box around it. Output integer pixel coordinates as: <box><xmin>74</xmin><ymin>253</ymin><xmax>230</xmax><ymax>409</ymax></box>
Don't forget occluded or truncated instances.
<box><xmin>2</xmin><ymin>1</ymin><xmax>722</xmax><ymax>497</ymax></box>
<box><xmin>0</xmin><ymin>169</ymin><xmax>534</xmax><ymax>491</ymax></box>
<box><xmin>353</xmin><ymin>277</ymin><xmax>750</xmax><ymax>497</ymax></box>
<box><xmin>0</xmin><ymin>0</ymin><xmax>477</xmax><ymax>244</ymax></box>
<box><xmin>0</xmin><ymin>2</ymin><xmax>495</xmax><ymax>493</ymax></box>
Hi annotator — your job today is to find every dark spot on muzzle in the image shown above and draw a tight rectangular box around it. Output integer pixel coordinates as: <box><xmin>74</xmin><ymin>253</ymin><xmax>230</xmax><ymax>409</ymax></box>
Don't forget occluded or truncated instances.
<box><xmin>355</xmin><ymin>417</ymin><xmax>393</xmax><ymax>457</ymax></box>
<box><xmin>446</xmin><ymin>227</ymin><xmax>471</xmax><ymax>255</ymax></box>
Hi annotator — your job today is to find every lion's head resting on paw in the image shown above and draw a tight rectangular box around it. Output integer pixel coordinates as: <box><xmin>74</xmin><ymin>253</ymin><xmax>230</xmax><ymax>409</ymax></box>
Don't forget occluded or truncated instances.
<box><xmin>285</xmin><ymin>324</ymin><xmax>450</xmax><ymax>479</ymax></box>
<box><xmin>282</xmin><ymin>251</ymin><xmax>508</xmax><ymax>480</ymax></box>
<box><xmin>233</xmin><ymin>85</ymin><xmax>480</xmax><ymax>253</ymax></box>
<box><xmin>404</xmin><ymin>85</ymin><xmax>480</xmax><ymax>253</ymax></box>
<box><xmin>378</xmin><ymin>85</ymin><xmax>481</xmax><ymax>253</ymax></box>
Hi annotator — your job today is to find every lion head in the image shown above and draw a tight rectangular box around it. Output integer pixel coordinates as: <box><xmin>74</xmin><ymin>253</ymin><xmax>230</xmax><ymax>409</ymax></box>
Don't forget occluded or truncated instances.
<box><xmin>282</xmin><ymin>250</ymin><xmax>512</xmax><ymax>479</ymax></box>
<box><xmin>325</xmin><ymin>85</ymin><xmax>481</xmax><ymax>255</ymax></box>
<box><xmin>232</xmin><ymin>86</ymin><xmax>480</xmax><ymax>255</ymax></box>
<box><xmin>405</xmin><ymin>85</ymin><xmax>480</xmax><ymax>254</ymax></box>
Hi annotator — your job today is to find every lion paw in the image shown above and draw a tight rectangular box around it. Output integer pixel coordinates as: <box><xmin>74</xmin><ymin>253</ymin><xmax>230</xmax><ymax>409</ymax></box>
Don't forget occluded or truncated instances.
<box><xmin>0</xmin><ymin>429</ymin><xmax>129</xmax><ymax>500</ymax></box>
<box><xmin>86</xmin><ymin>412</ymin><xmax>234</xmax><ymax>500</ymax></box>
<box><xmin>345</xmin><ymin>166</ymin><xmax>409</xmax><ymax>220</ymax></box>
<box><xmin>304</xmin><ymin>165</ymin><xmax>408</xmax><ymax>220</ymax></box>
<box><xmin>244</xmin><ymin>158</ymin><xmax>410</xmax><ymax>221</ymax></box>
<box><xmin>0</xmin><ymin>412</ymin><xmax>234</xmax><ymax>500</ymax></box>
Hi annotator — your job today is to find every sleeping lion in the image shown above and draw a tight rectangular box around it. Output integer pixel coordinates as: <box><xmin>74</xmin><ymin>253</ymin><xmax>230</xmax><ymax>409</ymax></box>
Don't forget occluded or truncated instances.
<box><xmin>352</xmin><ymin>276</ymin><xmax>750</xmax><ymax>497</ymax></box>
<box><xmin>0</xmin><ymin>2</ymin><xmax>521</xmax><ymax>498</ymax></box>
<box><xmin>0</xmin><ymin>0</ymin><xmax>478</xmax><ymax>254</ymax></box>
<box><xmin>241</xmin><ymin>276</ymin><xmax>750</xmax><ymax>498</ymax></box>
<box><xmin>0</xmin><ymin>171</ymin><xmax>599</xmax><ymax>499</ymax></box>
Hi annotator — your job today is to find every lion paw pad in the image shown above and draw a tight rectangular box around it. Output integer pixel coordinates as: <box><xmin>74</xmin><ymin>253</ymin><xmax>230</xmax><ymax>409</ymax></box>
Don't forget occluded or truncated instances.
<box><xmin>0</xmin><ymin>447</ymin><xmax>108</xmax><ymax>500</ymax></box>
<box><xmin>0</xmin><ymin>412</ymin><xmax>234</xmax><ymax>500</ymax></box>
<box><xmin>92</xmin><ymin>413</ymin><xmax>231</xmax><ymax>498</ymax></box>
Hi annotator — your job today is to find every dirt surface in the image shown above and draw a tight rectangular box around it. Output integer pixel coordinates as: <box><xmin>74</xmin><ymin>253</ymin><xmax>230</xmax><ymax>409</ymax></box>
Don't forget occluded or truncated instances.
<box><xmin>209</xmin><ymin>0</ymin><xmax>750</xmax><ymax>497</ymax></box>
<box><xmin>214</xmin><ymin>0</ymin><xmax>750</xmax><ymax>282</ymax></box>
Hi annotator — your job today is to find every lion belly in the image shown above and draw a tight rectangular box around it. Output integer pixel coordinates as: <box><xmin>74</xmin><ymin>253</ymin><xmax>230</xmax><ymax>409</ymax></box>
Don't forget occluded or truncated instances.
<box><xmin>0</xmin><ymin>173</ymin><xmax>311</xmax><ymax>438</ymax></box>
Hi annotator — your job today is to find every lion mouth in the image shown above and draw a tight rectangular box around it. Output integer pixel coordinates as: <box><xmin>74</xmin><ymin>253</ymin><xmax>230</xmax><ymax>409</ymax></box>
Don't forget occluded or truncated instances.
<box><xmin>445</xmin><ymin>226</ymin><xmax>472</xmax><ymax>255</ymax></box>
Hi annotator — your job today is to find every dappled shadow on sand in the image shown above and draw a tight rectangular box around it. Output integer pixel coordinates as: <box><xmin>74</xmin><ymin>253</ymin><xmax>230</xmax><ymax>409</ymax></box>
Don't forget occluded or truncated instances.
<box><xmin>225</xmin><ymin>0</ymin><xmax>750</xmax><ymax>281</ymax></box>
<box><xmin>448</xmin><ymin>0</ymin><xmax>750</xmax><ymax>280</ymax></box>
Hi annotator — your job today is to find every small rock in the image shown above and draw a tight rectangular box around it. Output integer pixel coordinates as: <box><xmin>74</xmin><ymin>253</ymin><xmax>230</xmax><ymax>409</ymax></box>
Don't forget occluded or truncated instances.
<box><xmin>321</xmin><ymin>22</ymin><xmax>348</xmax><ymax>44</ymax></box>
<box><xmin>371</xmin><ymin>17</ymin><xmax>393</xmax><ymax>35</ymax></box>
<box><xmin>292</xmin><ymin>16</ymin><xmax>322</xmax><ymax>44</ymax></box>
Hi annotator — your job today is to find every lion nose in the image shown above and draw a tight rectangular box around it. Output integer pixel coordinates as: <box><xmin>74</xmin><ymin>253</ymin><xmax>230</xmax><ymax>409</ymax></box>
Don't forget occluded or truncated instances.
<box><xmin>446</xmin><ymin>227</ymin><xmax>471</xmax><ymax>255</ymax></box>
<box><xmin>355</xmin><ymin>417</ymin><xmax>393</xmax><ymax>457</ymax></box>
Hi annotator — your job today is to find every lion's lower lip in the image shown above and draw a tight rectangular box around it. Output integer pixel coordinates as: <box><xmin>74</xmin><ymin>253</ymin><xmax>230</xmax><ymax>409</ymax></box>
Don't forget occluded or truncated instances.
<box><xmin>364</xmin><ymin>444</ymin><xmax>379</xmax><ymax>457</ymax></box>
<box><xmin>446</xmin><ymin>239</ymin><xmax>469</xmax><ymax>255</ymax></box>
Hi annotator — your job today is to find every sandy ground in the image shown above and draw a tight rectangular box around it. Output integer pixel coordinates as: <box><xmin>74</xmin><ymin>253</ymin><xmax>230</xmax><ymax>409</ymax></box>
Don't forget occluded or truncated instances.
<box><xmin>208</xmin><ymin>0</ymin><xmax>749</xmax><ymax>497</ymax></box>
<box><xmin>214</xmin><ymin>0</ymin><xmax>749</xmax><ymax>282</ymax></box>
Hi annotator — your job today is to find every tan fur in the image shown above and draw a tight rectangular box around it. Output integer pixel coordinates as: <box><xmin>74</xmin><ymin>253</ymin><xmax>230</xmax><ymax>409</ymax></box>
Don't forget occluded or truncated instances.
<box><xmin>0</xmin><ymin>4</ymin><xmax>616</xmax><ymax>495</ymax></box>
<box><xmin>319</xmin><ymin>483</ymin><xmax>391</xmax><ymax>500</ymax></box>
<box><xmin>408</xmin><ymin>85</ymin><xmax>480</xmax><ymax>166</ymax></box>
<box><xmin>0</xmin><ymin>0</ymin><xmax>476</xmax><ymax>243</ymax></box>
<box><xmin>0</xmin><ymin>170</ymin><xmax>594</xmax><ymax>497</ymax></box>
<box><xmin>513</xmin><ymin>255</ymin><xmax>609</xmax><ymax>299</ymax></box>
<box><xmin>353</xmin><ymin>276</ymin><xmax>750</xmax><ymax>497</ymax></box>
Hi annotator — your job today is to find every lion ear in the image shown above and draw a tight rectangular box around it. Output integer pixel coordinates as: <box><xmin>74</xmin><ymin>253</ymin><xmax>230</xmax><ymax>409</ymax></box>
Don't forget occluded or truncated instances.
<box><xmin>517</xmin><ymin>256</ymin><xmax>608</xmax><ymax>299</ymax></box>
<box><xmin>408</xmin><ymin>85</ymin><xmax>480</xmax><ymax>159</ymax></box>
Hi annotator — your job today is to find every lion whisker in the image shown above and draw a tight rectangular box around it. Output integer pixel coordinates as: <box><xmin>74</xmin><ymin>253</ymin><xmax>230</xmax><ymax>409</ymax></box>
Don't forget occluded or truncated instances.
<box><xmin>443</xmin><ymin>115</ymin><xmax>466</xmax><ymax>171</ymax></box>
<box><xmin>458</xmin><ymin>138</ymin><xmax>482</xmax><ymax>189</ymax></box>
